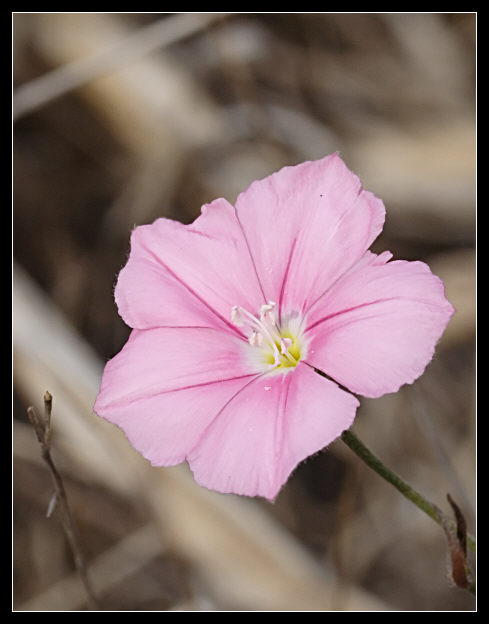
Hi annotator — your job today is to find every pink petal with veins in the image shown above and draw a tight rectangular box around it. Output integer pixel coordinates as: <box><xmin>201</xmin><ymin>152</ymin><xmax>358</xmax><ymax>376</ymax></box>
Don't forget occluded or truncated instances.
<box><xmin>115</xmin><ymin>198</ymin><xmax>265</xmax><ymax>333</ymax></box>
<box><xmin>305</xmin><ymin>259</ymin><xmax>454</xmax><ymax>397</ymax></box>
<box><xmin>188</xmin><ymin>363</ymin><xmax>359</xmax><ymax>500</ymax></box>
<box><xmin>235</xmin><ymin>154</ymin><xmax>385</xmax><ymax>319</ymax></box>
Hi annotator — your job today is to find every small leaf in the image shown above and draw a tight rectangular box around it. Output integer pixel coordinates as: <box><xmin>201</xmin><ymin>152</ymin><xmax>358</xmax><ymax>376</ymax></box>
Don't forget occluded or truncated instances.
<box><xmin>436</xmin><ymin>494</ymin><xmax>472</xmax><ymax>590</ymax></box>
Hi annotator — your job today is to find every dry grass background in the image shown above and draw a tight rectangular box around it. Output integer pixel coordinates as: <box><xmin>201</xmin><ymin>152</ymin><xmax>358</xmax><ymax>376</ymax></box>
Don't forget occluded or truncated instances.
<box><xmin>13</xmin><ymin>13</ymin><xmax>476</xmax><ymax>611</ymax></box>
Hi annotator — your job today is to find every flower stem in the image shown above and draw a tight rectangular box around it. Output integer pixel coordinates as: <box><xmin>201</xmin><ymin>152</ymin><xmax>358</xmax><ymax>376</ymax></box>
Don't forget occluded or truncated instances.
<box><xmin>340</xmin><ymin>429</ymin><xmax>475</xmax><ymax>555</ymax></box>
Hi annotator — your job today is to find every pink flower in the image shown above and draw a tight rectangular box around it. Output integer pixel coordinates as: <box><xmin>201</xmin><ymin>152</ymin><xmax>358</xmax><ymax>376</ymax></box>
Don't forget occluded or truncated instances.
<box><xmin>94</xmin><ymin>154</ymin><xmax>454</xmax><ymax>500</ymax></box>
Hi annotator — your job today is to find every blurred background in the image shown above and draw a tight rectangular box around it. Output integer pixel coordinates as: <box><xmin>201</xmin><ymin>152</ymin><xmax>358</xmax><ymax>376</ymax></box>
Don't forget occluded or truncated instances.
<box><xmin>13</xmin><ymin>13</ymin><xmax>476</xmax><ymax>611</ymax></box>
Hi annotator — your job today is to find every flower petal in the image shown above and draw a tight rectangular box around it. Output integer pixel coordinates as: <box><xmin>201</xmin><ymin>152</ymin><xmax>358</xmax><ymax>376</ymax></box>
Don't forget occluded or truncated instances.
<box><xmin>305</xmin><ymin>258</ymin><xmax>455</xmax><ymax>398</ymax></box>
<box><xmin>115</xmin><ymin>198</ymin><xmax>266</xmax><ymax>332</ymax></box>
<box><xmin>234</xmin><ymin>154</ymin><xmax>385</xmax><ymax>320</ymax></box>
<box><xmin>97</xmin><ymin>376</ymin><xmax>252</xmax><ymax>466</ymax></box>
<box><xmin>187</xmin><ymin>364</ymin><xmax>359</xmax><ymax>500</ymax></box>
<box><xmin>304</xmin><ymin>249</ymin><xmax>393</xmax><ymax>328</ymax></box>
<box><xmin>94</xmin><ymin>327</ymin><xmax>260</xmax><ymax>465</ymax></box>
<box><xmin>95</xmin><ymin>327</ymin><xmax>257</xmax><ymax>410</ymax></box>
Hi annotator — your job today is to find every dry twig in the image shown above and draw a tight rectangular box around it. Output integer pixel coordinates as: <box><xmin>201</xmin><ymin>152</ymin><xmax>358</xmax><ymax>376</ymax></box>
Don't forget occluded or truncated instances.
<box><xmin>27</xmin><ymin>392</ymin><xmax>99</xmax><ymax>610</ymax></box>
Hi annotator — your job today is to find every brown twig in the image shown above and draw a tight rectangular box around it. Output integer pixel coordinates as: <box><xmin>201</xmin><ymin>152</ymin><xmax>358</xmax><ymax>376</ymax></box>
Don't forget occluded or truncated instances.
<box><xmin>27</xmin><ymin>392</ymin><xmax>99</xmax><ymax>610</ymax></box>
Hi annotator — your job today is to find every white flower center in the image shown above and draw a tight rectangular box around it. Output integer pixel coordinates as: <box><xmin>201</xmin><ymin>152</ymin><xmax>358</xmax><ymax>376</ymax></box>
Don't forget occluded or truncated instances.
<box><xmin>231</xmin><ymin>301</ymin><xmax>307</xmax><ymax>372</ymax></box>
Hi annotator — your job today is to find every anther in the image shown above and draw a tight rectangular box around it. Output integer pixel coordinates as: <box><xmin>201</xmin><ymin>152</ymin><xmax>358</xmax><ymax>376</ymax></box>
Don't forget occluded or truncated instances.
<box><xmin>259</xmin><ymin>301</ymin><xmax>277</xmax><ymax>325</ymax></box>
<box><xmin>231</xmin><ymin>306</ymin><xmax>244</xmax><ymax>327</ymax></box>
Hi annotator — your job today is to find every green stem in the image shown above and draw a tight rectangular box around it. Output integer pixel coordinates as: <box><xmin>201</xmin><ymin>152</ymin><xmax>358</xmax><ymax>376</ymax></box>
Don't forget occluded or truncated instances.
<box><xmin>340</xmin><ymin>429</ymin><xmax>476</xmax><ymax>555</ymax></box>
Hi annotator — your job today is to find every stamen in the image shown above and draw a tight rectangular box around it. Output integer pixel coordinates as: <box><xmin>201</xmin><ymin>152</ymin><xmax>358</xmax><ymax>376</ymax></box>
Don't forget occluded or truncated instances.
<box><xmin>232</xmin><ymin>302</ymin><xmax>305</xmax><ymax>372</ymax></box>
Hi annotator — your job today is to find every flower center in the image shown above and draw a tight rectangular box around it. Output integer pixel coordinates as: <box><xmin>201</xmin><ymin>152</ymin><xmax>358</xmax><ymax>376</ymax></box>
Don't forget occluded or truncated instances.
<box><xmin>231</xmin><ymin>302</ymin><xmax>306</xmax><ymax>372</ymax></box>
